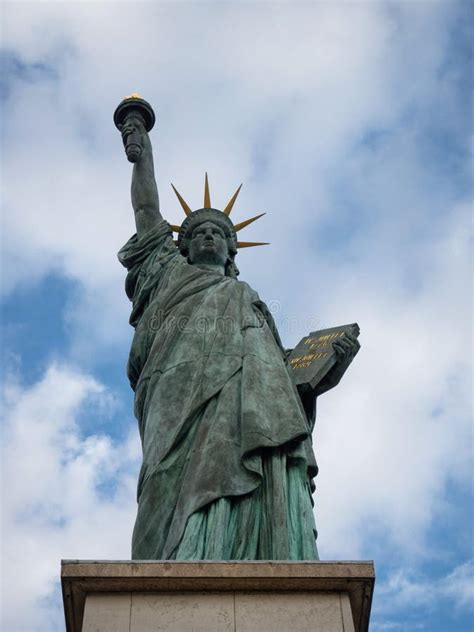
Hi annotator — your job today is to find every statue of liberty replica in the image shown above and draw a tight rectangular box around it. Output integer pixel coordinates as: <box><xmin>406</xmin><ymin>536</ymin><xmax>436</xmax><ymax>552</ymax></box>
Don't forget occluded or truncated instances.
<box><xmin>115</xmin><ymin>95</ymin><xmax>360</xmax><ymax>562</ymax></box>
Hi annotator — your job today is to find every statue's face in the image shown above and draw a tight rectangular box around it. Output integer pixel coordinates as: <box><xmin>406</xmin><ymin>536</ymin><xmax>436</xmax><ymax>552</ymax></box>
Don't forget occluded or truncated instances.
<box><xmin>188</xmin><ymin>221</ymin><xmax>229</xmax><ymax>267</ymax></box>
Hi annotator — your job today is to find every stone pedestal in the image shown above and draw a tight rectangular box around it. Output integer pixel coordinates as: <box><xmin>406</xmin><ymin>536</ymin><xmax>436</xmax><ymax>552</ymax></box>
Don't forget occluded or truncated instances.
<box><xmin>61</xmin><ymin>560</ymin><xmax>375</xmax><ymax>632</ymax></box>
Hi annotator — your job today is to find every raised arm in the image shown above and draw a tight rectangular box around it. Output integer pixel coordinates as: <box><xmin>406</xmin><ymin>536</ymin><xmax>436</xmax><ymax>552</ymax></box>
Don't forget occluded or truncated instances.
<box><xmin>120</xmin><ymin>115</ymin><xmax>163</xmax><ymax>237</ymax></box>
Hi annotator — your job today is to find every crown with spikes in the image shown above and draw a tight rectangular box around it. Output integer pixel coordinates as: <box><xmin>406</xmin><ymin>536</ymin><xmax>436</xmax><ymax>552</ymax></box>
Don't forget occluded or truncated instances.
<box><xmin>169</xmin><ymin>173</ymin><xmax>269</xmax><ymax>251</ymax></box>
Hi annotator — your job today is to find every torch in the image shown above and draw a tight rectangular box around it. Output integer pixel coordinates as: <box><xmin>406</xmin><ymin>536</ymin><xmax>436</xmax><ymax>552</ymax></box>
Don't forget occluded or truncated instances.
<box><xmin>113</xmin><ymin>93</ymin><xmax>156</xmax><ymax>163</ymax></box>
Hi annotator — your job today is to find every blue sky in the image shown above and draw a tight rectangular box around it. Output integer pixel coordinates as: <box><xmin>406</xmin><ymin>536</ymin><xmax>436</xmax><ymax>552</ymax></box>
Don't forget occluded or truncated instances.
<box><xmin>1</xmin><ymin>2</ymin><xmax>472</xmax><ymax>631</ymax></box>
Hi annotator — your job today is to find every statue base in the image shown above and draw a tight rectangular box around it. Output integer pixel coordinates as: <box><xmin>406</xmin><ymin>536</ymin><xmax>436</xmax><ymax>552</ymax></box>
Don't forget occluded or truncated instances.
<box><xmin>61</xmin><ymin>560</ymin><xmax>375</xmax><ymax>632</ymax></box>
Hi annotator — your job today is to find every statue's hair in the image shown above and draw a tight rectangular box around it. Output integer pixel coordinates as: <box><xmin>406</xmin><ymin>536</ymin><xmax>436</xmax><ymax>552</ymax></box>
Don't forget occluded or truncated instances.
<box><xmin>177</xmin><ymin>208</ymin><xmax>239</xmax><ymax>278</ymax></box>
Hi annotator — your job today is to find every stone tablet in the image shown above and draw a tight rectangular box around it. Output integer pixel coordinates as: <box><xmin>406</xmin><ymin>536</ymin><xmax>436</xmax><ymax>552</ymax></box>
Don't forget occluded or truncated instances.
<box><xmin>288</xmin><ymin>323</ymin><xmax>360</xmax><ymax>390</ymax></box>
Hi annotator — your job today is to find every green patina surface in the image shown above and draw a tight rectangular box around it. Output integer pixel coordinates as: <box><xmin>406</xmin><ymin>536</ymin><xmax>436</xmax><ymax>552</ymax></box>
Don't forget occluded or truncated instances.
<box><xmin>115</xmin><ymin>99</ymin><xmax>359</xmax><ymax>561</ymax></box>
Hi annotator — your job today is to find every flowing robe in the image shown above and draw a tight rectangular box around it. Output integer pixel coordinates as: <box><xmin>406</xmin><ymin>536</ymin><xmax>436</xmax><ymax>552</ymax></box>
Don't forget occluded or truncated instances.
<box><xmin>119</xmin><ymin>220</ymin><xmax>318</xmax><ymax>560</ymax></box>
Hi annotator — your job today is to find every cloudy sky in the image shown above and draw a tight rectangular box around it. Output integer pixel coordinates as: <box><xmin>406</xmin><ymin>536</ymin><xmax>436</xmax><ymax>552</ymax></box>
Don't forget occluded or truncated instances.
<box><xmin>1</xmin><ymin>1</ymin><xmax>472</xmax><ymax>630</ymax></box>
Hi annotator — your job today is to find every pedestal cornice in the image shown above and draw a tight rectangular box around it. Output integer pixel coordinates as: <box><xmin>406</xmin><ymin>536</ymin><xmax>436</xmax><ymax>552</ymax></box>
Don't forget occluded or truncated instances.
<box><xmin>61</xmin><ymin>560</ymin><xmax>375</xmax><ymax>632</ymax></box>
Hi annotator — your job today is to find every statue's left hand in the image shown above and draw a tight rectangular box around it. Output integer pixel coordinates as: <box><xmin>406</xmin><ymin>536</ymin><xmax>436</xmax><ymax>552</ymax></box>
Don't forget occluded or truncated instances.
<box><xmin>314</xmin><ymin>332</ymin><xmax>360</xmax><ymax>396</ymax></box>
<box><xmin>332</xmin><ymin>332</ymin><xmax>360</xmax><ymax>367</ymax></box>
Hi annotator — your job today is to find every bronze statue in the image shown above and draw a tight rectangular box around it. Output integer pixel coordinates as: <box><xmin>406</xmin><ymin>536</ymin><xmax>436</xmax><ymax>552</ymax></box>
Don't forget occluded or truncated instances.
<box><xmin>115</xmin><ymin>95</ymin><xmax>360</xmax><ymax>560</ymax></box>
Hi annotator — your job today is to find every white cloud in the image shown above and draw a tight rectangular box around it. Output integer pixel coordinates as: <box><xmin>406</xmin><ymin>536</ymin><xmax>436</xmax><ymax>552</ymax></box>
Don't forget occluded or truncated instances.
<box><xmin>314</xmin><ymin>201</ymin><xmax>472</xmax><ymax>558</ymax></box>
<box><xmin>1</xmin><ymin>364</ymin><xmax>140</xmax><ymax>632</ymax></box>
<box><xmin>0</xmin><ymin>2</ymin><xmax>454</xmax><ymax>293</ymax></box>
<box><xmin>2</xmin><ymin>1</ymin><xmax>462</xmax><ymax>352</ymax></box>
<box><xmin>441</xmin><ymin>561</ymin><xmax>474</xmax><ymax>610</ymax></box>
<box><xmin>372</xmin><ymin>561</ymin><xmax>474</xmax><ymax>630</ymax></box>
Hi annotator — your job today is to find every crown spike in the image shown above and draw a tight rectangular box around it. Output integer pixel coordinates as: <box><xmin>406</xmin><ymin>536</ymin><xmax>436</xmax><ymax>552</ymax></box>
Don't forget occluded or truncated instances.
<box><xmin>223</xmin><ymin>183</ymin><xmax>242</xmax><ymax>216</ymax></box>
<box><xmin>234</xmin><ymin>212</ymin><xmax>266</xmax><ymax>232</ymax></box>
<box><xmin>171</xmin><ymin>184</ymin><xmax>192</xmax><ymax>216</ymax></box>
<box><xmin>204</xmin><ymin>172</ymin><xmax>211</xmax><ymax>208</ymax></box>
<box><xmin>237</xmin><ymin>241</ymin><xmax>270</xmax><ymax>249</ymax></box>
